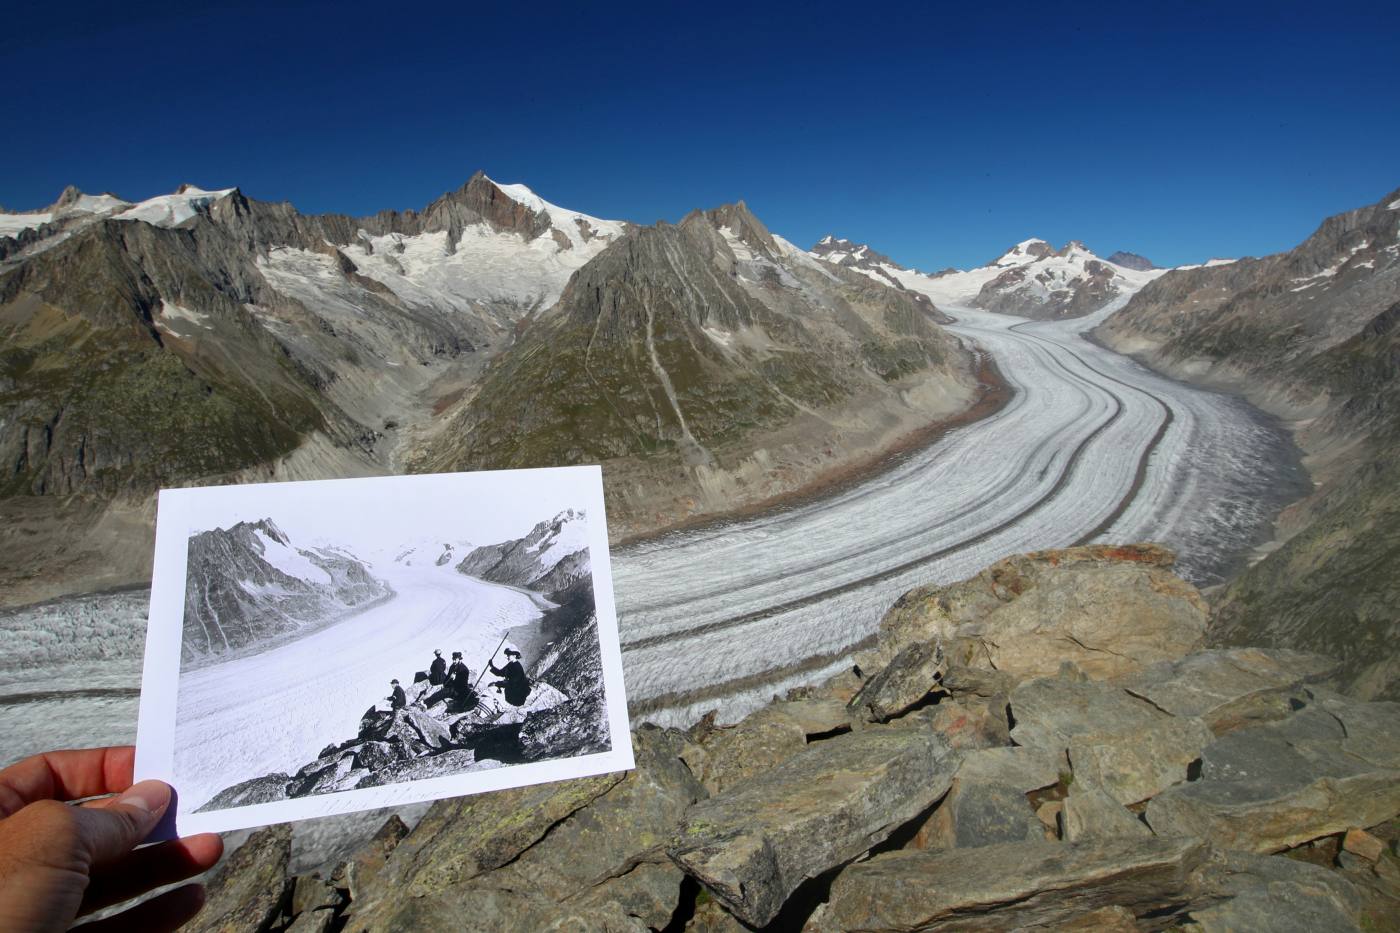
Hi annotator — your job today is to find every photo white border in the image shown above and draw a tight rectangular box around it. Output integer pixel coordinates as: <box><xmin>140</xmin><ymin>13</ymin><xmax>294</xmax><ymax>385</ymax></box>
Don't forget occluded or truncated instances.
<box><xmin>134</xmin><ymin>465</ymin><xmax>634</xmax><ymax>837</ymax></box>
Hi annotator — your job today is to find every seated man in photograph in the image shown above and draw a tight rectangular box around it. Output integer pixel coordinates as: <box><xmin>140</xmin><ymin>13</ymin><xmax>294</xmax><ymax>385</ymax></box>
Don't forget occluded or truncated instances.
<box><xmin>388</xmin><ymin>678</ymin><xmax>407</xmax><ymax>710</ymax></box>
<box><xmin>429</xmin><ymin>649</ymin><xmax>447</xmax><ymax>685</ymax></box>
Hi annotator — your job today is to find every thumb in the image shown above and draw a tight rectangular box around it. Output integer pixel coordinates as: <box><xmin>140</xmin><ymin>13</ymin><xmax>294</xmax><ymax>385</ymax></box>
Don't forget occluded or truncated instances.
<box><xmin>72</xmin><ymin>781</ymin><xmax>172</xmax><ymax>867</ymax></box>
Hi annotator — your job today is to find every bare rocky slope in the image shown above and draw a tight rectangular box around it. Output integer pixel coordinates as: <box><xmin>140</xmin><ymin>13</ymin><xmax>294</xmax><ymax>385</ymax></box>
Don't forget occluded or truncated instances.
<box><xmin>180</xmin><ymin>545</ymin><xmax>1400</xmax><ymax>932</ymax></box>
<box><xmin>1095</xmin><ymin>186</ymin><xmax>1400</xmax><ymax>700</ymax></box>
<box><xmin>413</xmin><ymin>202</ymin><xmax>977</xmax><ymax>539</ymax></box>
<box><xmin>0</xmin><ymin>180</ymin><xmax>977</xmax><ymax>604</ymax></box>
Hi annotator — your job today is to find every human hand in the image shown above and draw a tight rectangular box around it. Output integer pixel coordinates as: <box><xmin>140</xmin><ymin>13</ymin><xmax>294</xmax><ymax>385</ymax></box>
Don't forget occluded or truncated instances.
<box><xmin>0</xmin><ymin>746</ymin><xmax>223</xmax><ymax>932</ymax></box>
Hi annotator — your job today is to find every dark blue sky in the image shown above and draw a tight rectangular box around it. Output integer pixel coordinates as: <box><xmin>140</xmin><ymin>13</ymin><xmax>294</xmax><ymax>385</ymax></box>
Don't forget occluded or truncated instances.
<box><xmin>5</xmin><ymin>1</ymin><xmax>1398</xmax><ymax>269</ymax></box>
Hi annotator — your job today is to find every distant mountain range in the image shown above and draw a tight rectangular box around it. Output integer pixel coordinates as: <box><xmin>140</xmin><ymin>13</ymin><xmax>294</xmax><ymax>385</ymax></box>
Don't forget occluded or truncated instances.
<box><xmin>810</xmin><ymin>234</ymin><xmax>1169</xmax><ymax>320</ymax></box>
<box><xmin>455</xmin><ymin>509</ymin><xmax>591</xmax><ymax>596</ymax></box>
<box><xmin>182</xmin><ymin>519</ymin><xmax>391</xmax><ymax>665</ymax></box>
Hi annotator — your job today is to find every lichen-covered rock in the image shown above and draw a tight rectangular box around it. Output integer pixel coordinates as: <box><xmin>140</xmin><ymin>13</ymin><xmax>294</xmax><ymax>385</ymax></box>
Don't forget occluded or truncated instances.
<box><xmin>953</xmin><ymin>746</ymin><xmax>1062</xmax><ymax>794</ymax></box>
<box><xmin>814</xmin><ymin>836</ymin><xmax>1208</xmax><ymax>932</ymax></box>
<box><xmin>347</xmin><ymin>728</ymin><xmax>696</xmax><ymax>931</ymax></box>
<box><xmin>1008</xmin><ymin>675</ymin><xmax>1173</xmax><ymax>751</ymax></box>
<box><xmin>1120</xmin><ymin>647</ymin><xmax>1340</xmax><ymax>735</ymax></box>
<box><xmin>334</xmin><ymin>814</ymin><xmax>409</xmax><ymax>904</ymax></box>
<box><xmin>669</xmin><ymin>727</ymin><xmax>958</xmax><ymax>927</ymax></box>
<box><xmin>1185</xmin><ymin>848</ymin><xmax>1368</xmax><ymax>932</ymax></box>
<box><xmin>680</xmin><ymin>706</ymin><xmax>809</xmax><ymax>795</ymax></box>
<box><xmin>874</xmin><ymin>544</ymin><xmax>1207</xmax><ymax>682</ymax></box>
<box><xmin>186</xmin><ymin>824</ymin><xmax>293</xmax><ymax>933</ymax></box>
<box><xmin>1068</xmin><ymin>714</ymin><xmax>1214</xmax><ymax>805</ymax></box>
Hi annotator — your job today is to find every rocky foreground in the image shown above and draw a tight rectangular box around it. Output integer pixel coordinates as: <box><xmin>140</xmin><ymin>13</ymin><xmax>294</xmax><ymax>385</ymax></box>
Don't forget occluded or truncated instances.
<box><xmin>182</xmin><ymin>545</ymin><xmax>1400</xmax><ymax>932</ymax></box>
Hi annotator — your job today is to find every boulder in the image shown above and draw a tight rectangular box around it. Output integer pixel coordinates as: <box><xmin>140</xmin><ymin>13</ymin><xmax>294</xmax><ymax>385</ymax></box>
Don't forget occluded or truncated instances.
<box><xmin>926</xmin><ymin>693</ymin><xmax>1010</xmax><ymax>750</ymax></box>
<box><xmin>769</xmin><ymin>696</ymin><xmax>851</xmax><ymax>736</ymax></box>
<box><xmin>186</xmin><ymin>824</ymin><xmax>293</xmax><ymax>933</ymax></box>
<box><xmin>1146</xmin><ymin>703</ymin><xmax>1400</xmax><ymax>852</ymax></box>
<box><xmin>333</xmin><ymin>814</ymin><xmax>409</xmax><ymax>904</ymax></box>
<box><xmin>352</xmin><ymin>740</ymin><xmax>404</xmax><ymax>772</ymax></box>
<box><xmin>485</xmin><ymin>727</ymin><xmax>705</xmax><ymax>930</ymax></box>
<box><xmin>814</xmin><ymin>836</ymin><xmax>1208</xmax><ymax>932</ymax></box>
<box><xmin>910</xmin><ymin>780</ymin><xmax>1042</xmax><ymax>850</ymax></box>
<box><xmin>1068</xmin><ymin>714</ymin><xmax>1214</xmax><ymax>805</ymax></box>
<box><xmin>1061</xmin><ymin>786</ymin><xmax>1153</xmax><ymax>842</ymax></box>
<box><xmin>847</xmin><ymin>640</ymin><xmax>946</xmax><ymax>722</ymax></box>
<box><xmin>1050</xmin><ymin>905</ymin><xmax>1140</xmax><ymax>931</ymax></box>
<box><xmin>285</xmin><ymin>909</ymin><xmax>335</xmax><ymax>933</ymax></box>
<box><xmin>1120</xmin><ymin>647</ymin><xmax>1340</xmax><ymax>735</ymax></box>
<box><xmin>872</xmin><ymin>544</ymin><xmax>1207</xmax><ymax>682</ymax></box>
<box><xmin>288</xmin><ymin>755</ymin><xmax>362</xmax><ymax>798</ymax></box>
<box><xmin>195</xmin><ymin>772</ymin><xmax>291</xmax><ymax>812</ymax></box>
<box><xmin>668</xmin><ymin>727</ymin><xmax>958</xmax><ymax>927</ymax></box>
<box><xmin>357</xmin><ymin>884</ymin><xmax>649</xmax><ymax>932</ymax></box>
<box><xmin>354</xmin><ymin>749</ymin><xmax>479</xmax><ymax>787</ymax></box>
<box><xmin>679</xmin><ymin>706</ymin><xmax>809</xmax><ymax>795</ymax></box>
<box><xmin>290</xmin><ymin>874</ymin><xmax>343</xmax><ymax>916</ymax></box>
<box><xmin>1008</xmin><ymin>674</ymin><xmax>1173</xmax><ymax>751</ymax></box>
<box><xmin>1185</xmin><ymin>848</ymin><xmax>1367</xmax><ymax>932</ymax></box>
<box><xmin>954</xmin><ymin>746</ymin><xmax>1062</xmax><ymax>793</ymax></box>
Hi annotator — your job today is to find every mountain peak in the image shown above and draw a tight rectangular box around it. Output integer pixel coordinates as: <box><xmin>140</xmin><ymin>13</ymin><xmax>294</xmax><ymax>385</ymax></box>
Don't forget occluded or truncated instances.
<box><xmin>1106</xmin><ymin>250</ymin><xmax>1156</xmax><ymax>271</ymax></box>
<box><xmin>991</xmin><ymin>238</ymin><xmax>1055</xmax><ymax>267</ymax></box>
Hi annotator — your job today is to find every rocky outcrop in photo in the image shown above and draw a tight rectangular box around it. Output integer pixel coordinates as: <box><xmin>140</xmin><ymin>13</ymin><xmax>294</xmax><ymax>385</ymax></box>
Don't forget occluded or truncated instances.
<box><xmin>199</xmin><ymin>571</ymin><xmax>609</xmax><ymax>811</ymax></box>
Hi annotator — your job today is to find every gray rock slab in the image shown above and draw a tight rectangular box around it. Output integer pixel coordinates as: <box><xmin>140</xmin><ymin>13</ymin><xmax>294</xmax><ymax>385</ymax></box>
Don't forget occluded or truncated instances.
<box><xmin>1187</xmin><ymin>849</ymin><xmax>1366</xmax><ymax>933</ymax></box>
<box><xmin>914</xmin><ymin>780</ymin><xmax>1042</xmax><ymax>850</ymax></box>
<box><xmin>680</xmin><ymin>706</ymin><xmax>809</xmax><ymax>795</ymax></box>
<box><xmin>954</xmin><ymin>746</ymin><xmax>1062</xmax><ymax>793</ymax></box>
<box><xmin>669</xmin><ymin>726</ymin><xmax>957</xmax><ymax>927</ymax></box>
<box><xmin>1069</xmin><ymin>714</ymin><xmax>1214</xmax><ymax>805</ymax></box>
<box><xmin>1120</xmin><ymin>648</ymin><xmax>1339</xmax><ymax>735</ymax></box>
<box><xmin>186</xmin><ymin>824</ymin><xmax>293</xmax><ymax>933</ymax></box>
<box><xmin>848</xmin><ymin>640</ymin><xmax>945</xmax><ymax>722</ymax></box>
<box><xmin>1009</xmin><ymin>676</ymin><xmax>1171</xmax><ymax>751</ymax></box>
<box><xmin>1061</xmin><ymin>786</ymin><xmax>1153</xmax><ymax>842</ymax></box>
<box><xmin>1146</xmin><ymin>704</ymin><xmax>1400</xmax><ymax>852</ymax></box>
<box><xmin>815</xmin><ymin>836</ymin><xmax>1208</xmax><ymax>932</ymax></box>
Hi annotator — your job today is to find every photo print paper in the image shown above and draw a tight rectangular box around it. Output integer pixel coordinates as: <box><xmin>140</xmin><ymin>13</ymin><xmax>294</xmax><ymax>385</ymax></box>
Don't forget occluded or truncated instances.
<box><xmin>134</xmin><ymin>466</ymin><xmax>632</xmax><ymax>835</ymax></box>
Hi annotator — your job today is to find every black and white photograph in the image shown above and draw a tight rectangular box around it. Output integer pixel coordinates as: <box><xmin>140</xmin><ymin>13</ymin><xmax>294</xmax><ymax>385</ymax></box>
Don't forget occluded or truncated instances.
<box><xmin>134</xmin><ymin>466</ymin><xmax>631</xmax><ymax>836</ymax></box>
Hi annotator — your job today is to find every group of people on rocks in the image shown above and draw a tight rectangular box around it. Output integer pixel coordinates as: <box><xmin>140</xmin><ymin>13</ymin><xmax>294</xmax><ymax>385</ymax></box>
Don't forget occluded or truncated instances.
<box><xmin>387</xmin><ymin>646</ymin><xmax>531</xmax><ymax>711</ymax></box>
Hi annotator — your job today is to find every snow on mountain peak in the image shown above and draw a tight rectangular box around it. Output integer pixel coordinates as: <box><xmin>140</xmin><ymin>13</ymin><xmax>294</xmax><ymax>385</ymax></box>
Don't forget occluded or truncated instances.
<box><xmin>112</xmin><ymin>185</ymin><xmax>236</xmax><ymax>227</ymax></box>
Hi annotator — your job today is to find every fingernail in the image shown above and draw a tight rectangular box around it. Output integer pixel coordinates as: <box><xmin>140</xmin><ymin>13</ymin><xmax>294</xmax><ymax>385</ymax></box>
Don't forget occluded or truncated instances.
<box><xmin>115</xmin><ymin>780</ymin><xmax>171</xmax><ymax>815</ymax></box>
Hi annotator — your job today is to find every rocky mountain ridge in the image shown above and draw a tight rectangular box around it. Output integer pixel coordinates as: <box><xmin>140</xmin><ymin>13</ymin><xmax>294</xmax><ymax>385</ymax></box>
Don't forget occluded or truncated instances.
<box><xmin>810</xmin><ymin>235</ymin><xmax>1169</xmax><ymax>319</ymax></box>
<box><xmin>1095</xmin><ymin>186</ymin><xmax>1400</xmax><ymax>700</ymax></box>
<box><xmin>182</xmin><ymin>518</ymin><xmax>391</xmax><ymax>666</ymax></box>
<box><xmin>0</xmin><ymin>175</ymin><xmax>979</xmax><ymax>604</ymax></box>
<box><xmin>414</xmin><ymin>200</ymin><xmax>979</xmax><ymax>539</ymax></box>
<box><xmin>181</xmin><ymin>544</ymin><xmax>1400</xmax><ymax>932</ymax></box>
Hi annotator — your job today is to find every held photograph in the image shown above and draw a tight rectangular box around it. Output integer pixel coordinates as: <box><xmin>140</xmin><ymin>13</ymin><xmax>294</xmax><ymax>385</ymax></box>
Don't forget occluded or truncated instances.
<box><xmin>134</xmin><ymin>467</ymin><xmax>632</xmax><ymax>836</ymax></box>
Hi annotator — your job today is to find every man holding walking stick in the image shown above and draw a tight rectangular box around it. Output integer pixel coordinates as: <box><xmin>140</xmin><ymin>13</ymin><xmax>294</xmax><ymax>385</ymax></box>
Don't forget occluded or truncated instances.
<box><xmin>488</xmin><ymin>647</ymin><xmax>531</xmax><ymax>707</ymax></box>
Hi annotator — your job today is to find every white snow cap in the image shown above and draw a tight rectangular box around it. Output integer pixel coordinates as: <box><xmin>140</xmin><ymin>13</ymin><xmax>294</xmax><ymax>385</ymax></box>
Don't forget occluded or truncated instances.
<box><xmin>112</xmin><ymin>185</ymin><xmax>236</xmax><ymax>227</ymax></box>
